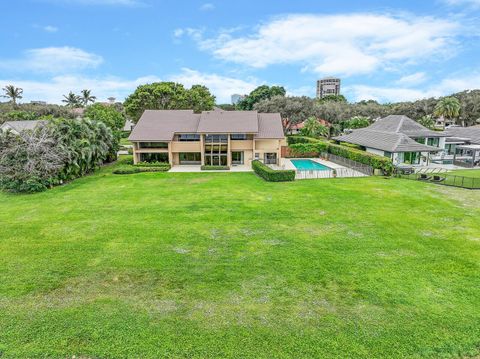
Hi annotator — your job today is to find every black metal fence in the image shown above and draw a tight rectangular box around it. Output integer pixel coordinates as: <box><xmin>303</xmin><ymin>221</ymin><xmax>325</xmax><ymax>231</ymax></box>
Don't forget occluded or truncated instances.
<box><xmin>397</xmin><ymin>171</ymin><xmax>480</xmax><ymax>189</ymax></box>
<box><xmin>321</xmin><ymin>152</ymin><xmax>374</xmax><ymax>176</ymax></box>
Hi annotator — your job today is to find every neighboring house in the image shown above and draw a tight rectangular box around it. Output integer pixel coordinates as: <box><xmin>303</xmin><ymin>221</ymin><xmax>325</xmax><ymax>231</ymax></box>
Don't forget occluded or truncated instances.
<box><xmin>123</xmin><ymin>119</ymin><xmax>135</xmax><ymax>132</ymax></box>
<box><xmin>0</xmin><ymin>120</ymin><xmax>46</xmax><ymax>135</ymax></box>
<box><xmin>285</xmin><ymin>118</ymin><xmax>331</xmax><ymax>135</ymax></box>
<box><xmin>333</xmin><ymin>115</ymin><xmax>446</xmax><ymax>166</ymax></box>
<box><xmin>128</xmin><ymin>110</ymin><xmax>285</xmax><ymax>167</ymax></box>
<box><xmin>444</xmin><ymin>126</ymin><xmax>480</xmax><ymax>167</ymax></box>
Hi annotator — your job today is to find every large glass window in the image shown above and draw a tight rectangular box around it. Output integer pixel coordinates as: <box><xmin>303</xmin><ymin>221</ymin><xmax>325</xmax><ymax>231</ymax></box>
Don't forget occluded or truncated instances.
<box><xmin>402</xmin><ymin>152</ymin><xmax>421</xmax><ymax>164</ymax></box>
<box><xmin>427</xmin><ymin>137</ymin><xmax>440</xmax><ymax>147</ymax></box>
<box><xmin>204</xmin><ymin>134</ymin><xmax>228</xmax><ymax>165</ymax></box>
<box><xmin>414</xmin><ymin>137</ymin><xmax>425</xmax><ymax>145</ymax></box>
<box><xmin>179</xmin><ymin>152</ymin><xmax>201</xmax><ymax>164</ymax></box>
<box><xmin>445</xmin><ymin>143</ymin><xmax>456</xmax><ymax>155</ymax></box>
<box><xmin>140</xmin><ymin>153</ymin><xmax>169</xmax><ymax>163</ymax></box>
<box><xmin>178</xmin><ymin>134</ymin><xmax>200</xmax><ymax>141</ymax></box>
<box><xmin>139</xmin><ymin>142</ymin><xmax>168</xmax><ymax>148</ymax></box>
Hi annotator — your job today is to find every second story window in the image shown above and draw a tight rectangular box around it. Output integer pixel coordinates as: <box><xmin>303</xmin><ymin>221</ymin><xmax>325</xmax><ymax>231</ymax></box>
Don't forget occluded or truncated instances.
<box><xmin>230</xmin><ymin>134</ymin><xmax>247</xmax><ymax>140</ymax></box>
<box><xmin>178</xmin><ymin>134</ymin><xmax>200</xmax><ymax>141</ymax></box>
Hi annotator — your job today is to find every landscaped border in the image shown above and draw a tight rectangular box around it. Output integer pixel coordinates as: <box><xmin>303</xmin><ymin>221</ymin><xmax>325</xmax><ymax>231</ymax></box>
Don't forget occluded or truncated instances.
<box><xmin>252</xmin><ymin>160</ymin><xmax>295</xmax><ymax>182</ymax></box>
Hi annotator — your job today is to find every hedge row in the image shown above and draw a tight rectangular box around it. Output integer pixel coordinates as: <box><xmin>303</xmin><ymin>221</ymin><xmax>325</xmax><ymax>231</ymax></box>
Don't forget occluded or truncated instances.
<box><xmin>135</xmin><ymin>161</ymin><xmax>170</xmax><ymax>168</ymax></box>
<box><xmin>113</xmin><ymin>164</ymin><xmax>170</xmax><ymax>174</ymax></box>
<box><xmin>200</xmin><ymin>165</ymin><xmax>230</xmax><ymax>170</ymax></box>
<box><xmin>252</xmin><ymin>160</ymin><xmax>295</xmax><ymax>182</ymax></box>
<box><xmin>287</xmin><ymin>135</ymin><xmax>325</xmax><ymax>145</ymax></box>
<box><xmin>288</xmin><ymin>138</ymin><xmax>393</xmax><ymax>174</ymax></box>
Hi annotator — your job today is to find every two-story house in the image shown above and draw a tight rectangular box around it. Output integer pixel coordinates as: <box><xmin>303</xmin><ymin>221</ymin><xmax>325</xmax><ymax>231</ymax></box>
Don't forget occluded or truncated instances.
<box><xmin>128</xmin><ymin>109</ymin><xmax>286</xmax><ymax>168</ymax></box>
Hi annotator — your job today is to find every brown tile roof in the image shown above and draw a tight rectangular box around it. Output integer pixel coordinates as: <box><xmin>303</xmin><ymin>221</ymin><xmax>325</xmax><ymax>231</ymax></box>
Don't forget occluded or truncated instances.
<box><xmin>197</xmin><ymin>110</ymin><xmax>259</xmax><ymax>133</ymax></box>
<box><xmin>256</xmin><ymin>113</ymin><xmax>285</xmax><ymax>139</ymax></box>
<box><xmin>128</xmin><ymin>109</ymin><xmax>284</xmax><ymax>141</ymax></box>
<box><xmin>129</xmin><ymin>110</ymin><xmax>200</xmax><ymax>141</ymax></box>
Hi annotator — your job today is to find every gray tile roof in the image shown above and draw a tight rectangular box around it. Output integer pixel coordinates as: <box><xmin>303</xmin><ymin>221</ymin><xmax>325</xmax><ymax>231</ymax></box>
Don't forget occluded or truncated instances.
<box><xmin>128</xmin><ymin>109</ymin><xmax>284</xmax><ymax>141</ymax></box>
<box><xmin>445</xmin><ymin>127</ymin><xmax>480</xmax><ymax>144</ymax></box>
<box><xmin>0</xmin><ymin>120</ymin><xmax>47</xmax><ymax>133</ymax></box>
<box><xmin>333</xmin><ymin>129</ymin><xmax>442</xmax><ymax>153</ymax></box>
<box><xmin>256</xmin><ymin>113</ymin><xmax>284</xmax><ymax>139</ymax></box>
<box><xmin>369</xmin><ymin>115</ymin><xmax>446</xmax><ymax>138</ymax></box>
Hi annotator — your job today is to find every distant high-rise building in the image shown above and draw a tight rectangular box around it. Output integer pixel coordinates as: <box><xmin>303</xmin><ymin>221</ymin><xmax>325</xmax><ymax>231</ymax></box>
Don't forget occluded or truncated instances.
<box><xmin>231</xmin><ymin>94</ymin><xmax>245</xmax><ymax>105</ymax></box>
<box><xmin>316</xmin><ymin>77</ymin><xmax>341</xmax><ymax>98</ymax></box>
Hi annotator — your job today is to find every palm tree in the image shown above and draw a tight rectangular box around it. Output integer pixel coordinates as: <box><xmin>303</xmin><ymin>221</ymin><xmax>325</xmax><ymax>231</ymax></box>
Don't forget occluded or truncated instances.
<box><xmin>300</xmin><ymin>117</ymin><xmax>329</xmax><ymax>138</ymax></box>
<box><xmin>434</xmin><ymin>97</ymin><xmax>461</xmax><ymax>129</ymax></box>
<box><xmin>62</xmin><ymin>92</ymin><xmax>81</xmax><ymax>108</ymax></box>
<box><xmin>417</xmin><ymin>114</ymin><xmax>435</xmax><ymax>130</ymax></box>
<box><xmin>2</xmin><ymin>85</ymin><xmax>23</xmax><ymax>107</ymax></box>
<box><xmin>80</xmin><ymin>89</ymin><xmax>96</xmax><ymax>107</ymax></box>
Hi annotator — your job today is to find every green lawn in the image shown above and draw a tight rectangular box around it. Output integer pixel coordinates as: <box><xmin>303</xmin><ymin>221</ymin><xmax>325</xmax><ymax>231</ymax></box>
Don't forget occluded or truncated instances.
<box><xmin>449</xmin><ymin>168</ymin><xmax>480</xmax><ymax>178</ymax></box>
<box><xmin>120</xmin><ymin>137</ymin><xmax>131</xmax><ymax>146</ymax></box>
<box><xmin>1</xmin><ymin>164</ymin><xmax>480</xmax><ymax>358</ymax></box>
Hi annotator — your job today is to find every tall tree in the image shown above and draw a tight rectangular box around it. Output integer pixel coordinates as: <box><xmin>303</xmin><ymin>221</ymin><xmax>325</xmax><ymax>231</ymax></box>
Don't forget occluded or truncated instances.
<box><xmin>186</xmin><ymin>85</ymin><xmax>216</xmax><ymax>114</ymax></box>
<box><xmin>62</xmin><ymin>92</ymin><xmax>81</xmax><ymax>108</ymax></box>
<box><xmin>434</xmin><ymin>96</ymin><xmax>461</xmax><ymax>129</ymax></box>
<box><xmin>254</xmin><ymin>95</ymin><xmax>316</xmax><ymax>133</ymax></box>
<box><xmin>80</xmin><ymin>89</ymin><xmax>96</xmax><ymax>107</ymax></box>
<box><xmin>123</xmin><ymin>82</ymin><xmax>215</xmax><ymax>122</ymax></box>
<box><xmin>237</xmin><ymin>85</ymin><xmax>286</xmax><ymax>110</ymax></box>
<box><xmin>342</xmin><ymin>116</ymin><xmax>370</xmax><ymax>130</ymax></box>
<box><xmin>1</xmin><ymin>85</ymin><xmax>23</xmax><ymax>108</ymax></box>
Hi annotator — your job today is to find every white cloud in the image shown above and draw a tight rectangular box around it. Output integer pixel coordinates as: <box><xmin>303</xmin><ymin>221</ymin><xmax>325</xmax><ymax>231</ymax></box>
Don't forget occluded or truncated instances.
<box><xmin>200</xmin><ymin>3</ymin><xmax>215</xmax><ymax>11</ymax></box>
<box><xmin>0</xmin><ymin>47</ymin><xmax>103</xmax><ymax>74</ymax></box>
<box><xmin>43</xmin><ymin>25</ymin><xmax>58</xmax><ymax>33</ymax></box>
<box><xmin>346</xmin><ymin>72</ymin><xmax>480</xmax><ymax>102</ymax></box>
<box><xmin>189</xmin><ymin>13</ymin><xmax>460</xmax><ymax>77</ymax></box>
<box><xmin>0</xmin><ymin>69</ymin><xmax>258</xmax><ymax>104</ymax></box>
<box><xmin>396</xmin><ymin>72</ymin><xmax>427</xmax><ymax>86</ymax></box>
<box><xmin>173</xmin><ymin>28</ymin><xmax>184</xmax><ymax>38</ymax></box>
<box><xmin>168</xmin><ymin>68</ymin><xmax>259</xmax><ymax>103</ymax></box>
<box><xmin>0</xmin><ymin>75</ymin><xmax>161</xmax><ymax>104</ymax></box>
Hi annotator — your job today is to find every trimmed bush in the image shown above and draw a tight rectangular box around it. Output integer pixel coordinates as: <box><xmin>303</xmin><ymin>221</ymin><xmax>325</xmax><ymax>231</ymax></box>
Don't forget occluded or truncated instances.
<box><xmin>135</xmin><ymin>161</ymin><xmax>170</xmax><ymax>168</ymax></box>
<box><xmin>327</xmin><ymin>143</ymin><xmax>394</xmax><ymax>175</ymax></box>
<box><xmin>287</xmin><ymin>135</ymin><xmax>325</xmax><ymax>145</ymax></box>
<box><xmin>112</xmin><ymin>165</ymin><xmax>141</xmax><ymax>174</ymax></box>
<box><xmin>201</xmin><ymin>165</ymin><xmax>230</xmax><ymax>171</ymax></box>
<box><xmin>252</xmin><ymin>160</ymin><xmax>295</xmax><ymax>182</ymax></box>
<box><xmin>113</xmin><ymin>164</ymin><xmax>170</xmax><ymax>174</ymax></box>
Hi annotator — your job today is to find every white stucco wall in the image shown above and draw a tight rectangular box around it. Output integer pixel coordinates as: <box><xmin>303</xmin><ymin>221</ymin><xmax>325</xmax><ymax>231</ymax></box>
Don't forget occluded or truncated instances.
<box><xmin>366</xmin><ymin>147</ymin><xmax>385</xmax><ymax>156</ymax></box>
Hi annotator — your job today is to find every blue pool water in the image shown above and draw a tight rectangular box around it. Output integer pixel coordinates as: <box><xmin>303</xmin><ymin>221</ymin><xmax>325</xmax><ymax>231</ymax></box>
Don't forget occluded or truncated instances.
<box><xmin>291</xmin><ymin>159</ymin><xmax>332</xmax><ymax>171</ymax></box>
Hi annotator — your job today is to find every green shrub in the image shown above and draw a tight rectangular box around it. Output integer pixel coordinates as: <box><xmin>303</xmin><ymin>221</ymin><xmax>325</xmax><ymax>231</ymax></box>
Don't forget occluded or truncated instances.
<box><xmin>112</xmin><ymin>163</ymin><xmax>170</xmax><ymax>174</ymax></box>
<box><xmin>112</xmin><ymin>166</ymin><xmax>141</xmax><ymax>174</ymax></box>
<box><xmin>135</xmin><ymin>161</ymin><xmax>170</xmax><ymax>168</ymax></box>
<box><xmin>200</xmin><ymin>165</ymin><xmax>230</xmax><ymax>171</ymax></box>
<box><xmin>252</xmin><ymin>160</ymin><xmax>295</xmax><ymax>182</ymax></box>
<box><xmin>287</xmin><ymin>135</ymin><xmax>324</xmax><ymax>145</ymax></box>
<box><xmin>117</xmin><ymin>156</ymin><xmax>134</xmax><ymax>165</ymax></box>
<box><xmin>327</xmin><ymin>143</ymin><xmax>393</xmax><ymax>175</ymax></box>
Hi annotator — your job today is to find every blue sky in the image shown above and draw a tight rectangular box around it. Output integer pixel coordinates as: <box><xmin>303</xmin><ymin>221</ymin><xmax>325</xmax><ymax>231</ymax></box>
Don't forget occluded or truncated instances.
<box><xmin>1</xmin><ymin>0</ymin><xmax>480</xmax><ymax>104</ymax></box>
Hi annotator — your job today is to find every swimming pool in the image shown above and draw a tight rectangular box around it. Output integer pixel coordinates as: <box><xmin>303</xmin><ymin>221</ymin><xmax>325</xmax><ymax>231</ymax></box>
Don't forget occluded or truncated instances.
<box><xmin>291</xmin><ymin>159</ymin><xmax>332</xmax><ymax>171</ymax></box>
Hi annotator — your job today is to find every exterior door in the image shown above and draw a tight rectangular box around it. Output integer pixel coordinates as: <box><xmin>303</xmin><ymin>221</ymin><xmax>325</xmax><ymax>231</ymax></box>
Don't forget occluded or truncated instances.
<box><xmin>264</xmin><ymin>152</ymin><xmax>277</xmax><ymax>165</ymax></box>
